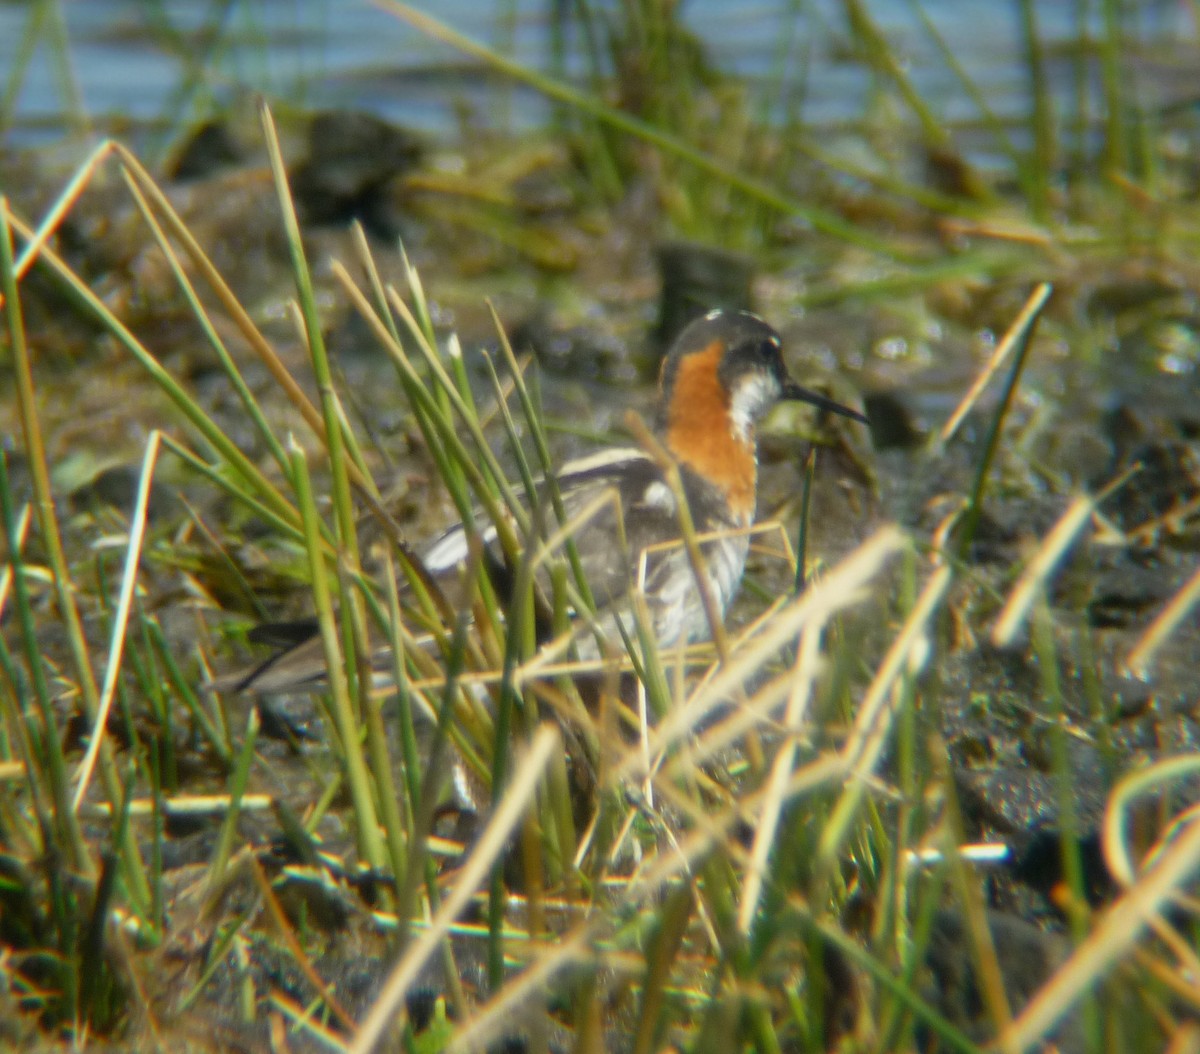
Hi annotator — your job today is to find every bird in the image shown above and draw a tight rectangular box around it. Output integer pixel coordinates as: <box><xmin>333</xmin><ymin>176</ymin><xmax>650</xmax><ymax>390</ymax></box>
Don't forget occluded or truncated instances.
<box><xmin>216</xmin><ymin>308</ymin><xmax>867</xmax><ymax>695</ymax></box>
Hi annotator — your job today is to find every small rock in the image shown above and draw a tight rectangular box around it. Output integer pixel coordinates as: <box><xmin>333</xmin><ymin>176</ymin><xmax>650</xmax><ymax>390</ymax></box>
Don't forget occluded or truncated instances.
<box><xmin>863</xmin><ymin>389</ymin><xmax>924</xmax><ymax>449</ymax></box>
<box><xmin>921</xmin><ymin>909</ymin><xmax>1082</xmax><ymax>1053</ymax></box>
<box><xmin>291</xmin><ymin>110</ymin><xmax>422</xmax><ymax>236</ymax></box>
<box><xmin>166</xmin><ymin>119</ymin><xmax>244</xmax><ymax>182</ymax></box>
<box><xmin>656</xmin><ymin>239</ymin><xmax>755</xmax><ymax>348</ymax></box>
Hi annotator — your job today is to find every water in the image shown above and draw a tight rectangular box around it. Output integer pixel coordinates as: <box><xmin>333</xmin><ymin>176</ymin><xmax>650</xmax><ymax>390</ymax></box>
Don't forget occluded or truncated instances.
<box><xmin>2</xmin><ymin>1</ymin><xmax>1190</xmax><ymax>144</ymax></box>
<box><xmin>0</xmin><ymin>1</ymin><xmax>1193</xmax><ymax>151</ymax></box>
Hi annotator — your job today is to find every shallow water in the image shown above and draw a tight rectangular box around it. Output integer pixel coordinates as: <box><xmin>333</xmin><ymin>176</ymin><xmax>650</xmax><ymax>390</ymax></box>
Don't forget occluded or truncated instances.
<box><xmin>2</xmin><ymin>0</ymin><xmax>1192</xmax><ymax>151</ymax></box>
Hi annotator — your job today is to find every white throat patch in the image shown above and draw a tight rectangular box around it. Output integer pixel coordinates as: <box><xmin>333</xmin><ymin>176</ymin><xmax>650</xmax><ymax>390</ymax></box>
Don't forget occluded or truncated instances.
<box><xmin>728</xmin><ymin>372</ymin><xmax>781</xmax><ymax>442</ymax></box>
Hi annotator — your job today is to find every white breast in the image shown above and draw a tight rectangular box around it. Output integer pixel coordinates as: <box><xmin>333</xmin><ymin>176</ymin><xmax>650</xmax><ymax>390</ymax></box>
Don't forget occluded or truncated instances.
<box><xmin>643</xmin><ymin>530</ymin><xmax>751</xmax><ymax>649</ymax></box>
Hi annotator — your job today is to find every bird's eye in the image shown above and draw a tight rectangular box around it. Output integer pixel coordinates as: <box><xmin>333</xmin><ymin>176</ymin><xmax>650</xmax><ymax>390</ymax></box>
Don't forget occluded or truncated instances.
<box><xmin>733</xmin><ymin>338</ymin><xmax>776</xmax><ymax>364</ymax></box>
<box><xmin>719</xmin><ymin>333</ymin><xmax>784</xmax><ymax>390</ymax></box>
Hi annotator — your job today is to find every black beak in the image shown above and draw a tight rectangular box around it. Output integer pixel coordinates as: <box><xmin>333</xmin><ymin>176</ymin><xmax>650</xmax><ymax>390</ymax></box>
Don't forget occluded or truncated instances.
<box><xmin>781</xmin><ymin>381</ymin><xmax>869</xmax><ymax>424</ymax></box>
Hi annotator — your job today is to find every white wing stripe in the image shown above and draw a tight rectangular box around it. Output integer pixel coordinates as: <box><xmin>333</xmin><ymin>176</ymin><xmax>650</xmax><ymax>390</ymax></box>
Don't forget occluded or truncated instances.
<box><xmin>557</xmin><ymin>447</ymin><xmax>651</xmax><ymax>477</ymax></box>
<box><xmin>421</xmin><ymin>448</ymin><xmax>654</xmax><ymax>572</ymax></box>
<box><xmin>422</xmin><ymin>520</ymin><xmax>499</xmax><ymax>572</ymax></box>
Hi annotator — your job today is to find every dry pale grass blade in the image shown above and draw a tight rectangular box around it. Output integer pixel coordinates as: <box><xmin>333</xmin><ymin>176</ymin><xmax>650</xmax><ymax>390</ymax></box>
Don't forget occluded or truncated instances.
<box><xmin>1103</xmin><ymin>754</ymin><xmax>1200</xmax><ymax>889</ymax></box>
<box><xmin>1123</xmin><ymin>562</ymin><xmax>1200</xmax><ymax>678</ymax></box>
<box><xmin>655</xmin><ymin>710</ymin><xmax>861</xmax><ymax>874</ymax></box>
<box><xmin>626</xmin><ymin>412</ymin><xmax>730</xmax><ymax>660</ymax></box>
<box><xmin>6</xmin><ymin>206</ymin><xmax>295</xmax><ymax>532</ymax></box>
<box><xmin>737</xmin><ymin>622</ymin><xmax>822</xmax><ymax>933</ymax></box>
<box><xmin>329</xmin><ymin>260</ymin><xmax>517</xmax><ymax>530</ymax></box>
<box><xmin>486</xmin><ymin>300</ymin><xmax>571</xmax><ymax>490</ymax></box>
<box><xmin>627</xmin><ymin>780</ymin><xmax>750</xmax><ymax>903</ymax></box>
<box><xmin>260</xmin><ymin>100</ymin><xmax>373</xmax><ymax>577</ymax></box>
<box><xmin>632</xmin><ymin>589</ymin><xmax>659</xmax><ymax>809</ymax></box>
<box><xmin>627</xmin><ymin>747</ymin><xmax>852</xmax><ymax>907</ymax></box>
<box><xmin>444</xmin><ymin>927</ymin><xmax>595</xmax><ymax>1054</ymax></box>
<box><xmin>991</xmin><ymin>493</ymin><xmax>1095</xmax><ymax>646</ymax></box>
<box><xmin>534</xmin><ymin>482</ymin><xmax>629</xmax><ymax>573</ymax></box>
<box><xmin>81</xmin><ymin>794</ymin><xmax>273</xmax><ymax>819</ymax></box>
<box><xmin>929</xmin><ymin>494</ymin><xmax>968</xmax><ymax>564</ymax></box>
<box><xmin>940</xmin><ymin>282</ymin><xmax>1052</xmax><ymax>443</ymax></box>
<box><xmin>268</xmin><ymin>991</ymin><xmax>350</xmax><ymax>1053</ymax></box>
<box><xmin>348</xmin><ymin>724</ymin><xmax>561</xmax><ymax>1054</ymax></box>
<box><xmin>617</xmin><ymin>526</ymin><xmax>907</xmax><ymax>783</ymax></box>
<box><xmin>1000</xmin><ymin>810</ymin><xmax>1200</xmax><ymax>1053</ymax></box>
<box><xmin>382</xmin><ymin>284</ymin><xmax>489</xmax><ymax>429</ymax></box>
<box><xmin>286</xmin><ymin>299</ymin><xmax>309</xmax><ymax>352</ymax></box>
<box><xmin>674</xmin><ymin>669</ymin><xmax>794</xmax><ymax>778</ymax></box>
<box><xmin>3</xmin><ymin>200</ymin><xmax>100</xmax><ymax>715</ymax></box>
<box><xmin>521</xmin><ymin>521</ymin><xmax>783</xmax><ymax>687</ymax></box>
<box><xmin>518</xmin><ymin>520</ymin><xmax>793</xmax><ymax>696</ymax></box>
<box><xmin>936</xmin><ymin>216</ymin><xmax>1058</xmax><ymax>247</ymax></box>
<box><xmin>525</xmin><ymin>484</ymin><xmax>632</xmax><ymax>653</ymax></box>
<box><xmin>288</xmin><ymin>436</ymin><xmax>386</xmax><ymax>872</ymax></box>
<box><xmin>1138</xmin><ymin>918</ymin><xmax>1200</xmax><ymax>1006</ymax></box>
<box><xmin>250</xmin><ymin>856</ymin><xmax>358</xmax><ymax>1033</ymax></box>
<box><xmin>1</xmin><ymin>139</ymin><xmax>115</xmax><ymax>305</ymax></box>
<box><xmin>904</xmin><ymin>842</ymin><xmax>1010</xmax><ymax>869</ymax></box>
<box><xmin>1163</xmin><ymin>1023</ymin><xmax>1200</xmax><ymax>1054</ymax></box>
<box><xmin>746</xmin><ymin>517</ymin><xmax>799</xmax><ymax>571</ymax></box>
<box><xmin>112</xmin><ymin>148</ymin><xmax>348</xmax><ymax>483</ymax></box>
<box><xmin>472</xmin><ymin>340</ymin><xmax>527</xmax><ymax>453</ymax></box>
<box><xmin>841</xmin><ymin>564</ymin><xmax>950</xmax><ymax>772</ymax></box>
<box><xmin>818</xmin><ymin>564</ymin><xmax>951</xmax><ymax>862</ymax></box>
<box><xmin>1125</xmin><ymin>492</ymin><xmax>1200</xmax><ymax>547</ymax></box>
<box><xmin>72</xmin><ymin>431</ymin><xmax>161</xmax><ymax>811</ymax></box>
<box><xmin>0</xmin><ymin>502</ymin><xmax>31</xmax><ymax>617</ymax></box>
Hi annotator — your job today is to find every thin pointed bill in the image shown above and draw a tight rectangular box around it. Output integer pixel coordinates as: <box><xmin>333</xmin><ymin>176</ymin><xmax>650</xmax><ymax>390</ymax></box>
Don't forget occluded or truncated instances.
<box><xmin>780</xmin><ymin>382</ymin><xmax>869</xmax><ymax>424</ymax></box>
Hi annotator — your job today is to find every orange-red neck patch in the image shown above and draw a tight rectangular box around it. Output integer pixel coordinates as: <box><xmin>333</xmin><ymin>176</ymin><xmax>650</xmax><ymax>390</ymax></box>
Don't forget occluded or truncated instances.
<box><xmin>663</xmin><ymin>339</ymin><xmax>757</xmax><ymax>523</ymax></box>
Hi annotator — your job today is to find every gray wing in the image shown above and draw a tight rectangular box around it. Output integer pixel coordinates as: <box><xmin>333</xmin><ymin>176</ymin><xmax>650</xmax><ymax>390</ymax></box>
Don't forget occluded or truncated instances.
<box><xmin>216</xmin><ymin>449</ymin><xmax>702</xmax><ymax>694</ymax></box>
<box><xmin>422</xmin><ymin>448</ymin><xmax>688</xmax><ymax>609</ymax></box>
